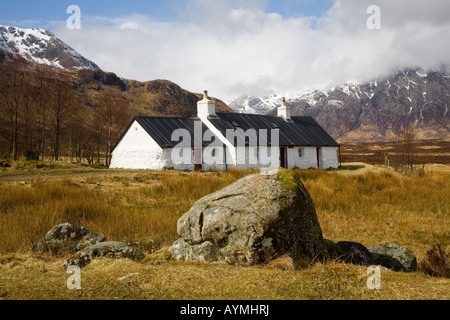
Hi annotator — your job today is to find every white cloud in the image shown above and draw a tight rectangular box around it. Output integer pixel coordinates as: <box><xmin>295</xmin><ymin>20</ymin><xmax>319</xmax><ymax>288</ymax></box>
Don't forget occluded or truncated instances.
<box><xmin>53</xmin><ymin>0</ymin><xmax>450</xmax><ymax>101</ymax></box>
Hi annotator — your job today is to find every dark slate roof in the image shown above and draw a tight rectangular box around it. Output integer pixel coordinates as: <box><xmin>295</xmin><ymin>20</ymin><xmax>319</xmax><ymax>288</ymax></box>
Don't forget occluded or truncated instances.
<box><xmin>114</xmin><ymin>113</ymin><xmax>339</xmax><ymax>150</ymax></box>
<box><xmin>208</xmin><ymin>113</ymin><xmax>339</xmax><ymax>147</ymax></box>
<box><xmin>114</xmin><ymin>116</ymin><xmax>220</xmax><ymax>149</ymax></box>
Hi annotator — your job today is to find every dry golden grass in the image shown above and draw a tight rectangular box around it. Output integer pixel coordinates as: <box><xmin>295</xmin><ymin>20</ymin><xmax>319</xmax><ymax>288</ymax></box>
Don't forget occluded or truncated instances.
<box><xmin>0</xmin><ymin>250</ymin><xmax>448</xmax><ymax>300</ymax></box>
<box><xmin>0</xmin><ymin>165</ymin><xmax>449</xmax><ymax>300</ymax></box>
<box><xmin>0</xmin><ymin>169</ymin><xmax>254</xmax><ymax>252</ymax></box>
<box><xmin>295</xmin><ymin>169</ymin><xmax>449</xmax><ymax>262</ymax></box>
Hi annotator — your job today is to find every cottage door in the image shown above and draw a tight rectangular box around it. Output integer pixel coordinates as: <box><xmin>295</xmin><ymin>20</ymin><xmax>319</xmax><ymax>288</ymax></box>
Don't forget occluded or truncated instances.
<box><xmin>194</xmin><ymin>148</ymin><xmax>202</xmax><ymax>172</ymax></box>
<box><xmin>280</xmin><ymin>147</ymin><xmax>287</xmax><ymax>168</ymax></box>
<box><xmin>316</xmin><ymin>147</ymin><xmax>322</xmax><ymax>169</ymax></box>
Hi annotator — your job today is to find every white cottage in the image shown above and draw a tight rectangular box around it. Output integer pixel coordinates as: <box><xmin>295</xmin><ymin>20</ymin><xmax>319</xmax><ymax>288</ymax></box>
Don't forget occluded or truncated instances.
<box><xmin>110</xmin><ymin>92</ymin><xmax>340</xmax><ymax>171</ymax></box>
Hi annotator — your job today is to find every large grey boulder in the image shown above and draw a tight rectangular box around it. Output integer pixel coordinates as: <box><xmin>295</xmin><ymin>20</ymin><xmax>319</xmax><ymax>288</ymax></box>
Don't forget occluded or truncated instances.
<box><xmin>32</xmin><ymin>223</ymin><xmax>106</xmax><ymax>255</ymax></box>
<box><xmin>64</xmin><ymin>241</ymin><xmax>145</xmax><ymax>269</ymax></box>
<box><xmin>169</xmin><ymin>168</ymin><xmax>326</xmax><ymax>266</ymax></box>
<box><xmin>369</xmin><ymin>242</ymin><xmax>417</xmax><ymax>272</ymax></box>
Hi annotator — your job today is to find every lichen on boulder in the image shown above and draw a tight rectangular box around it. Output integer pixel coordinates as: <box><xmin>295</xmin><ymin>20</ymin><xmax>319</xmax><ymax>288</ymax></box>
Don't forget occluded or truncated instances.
<box><xmin>369</xmin><ymin>242</ymin><xmax>417</xmax><ymax>272</ymax></box>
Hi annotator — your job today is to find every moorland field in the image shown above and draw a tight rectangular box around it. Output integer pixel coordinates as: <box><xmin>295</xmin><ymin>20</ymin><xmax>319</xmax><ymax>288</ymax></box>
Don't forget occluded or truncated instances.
<box><xmin>0</xmin><ymin>140</ymin><xmax>448</xmax><ymax>300</ymax></box>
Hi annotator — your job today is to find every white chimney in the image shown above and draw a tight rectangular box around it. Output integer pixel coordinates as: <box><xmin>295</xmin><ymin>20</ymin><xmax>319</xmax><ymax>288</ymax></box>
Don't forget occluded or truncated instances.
<box><xmin>277</xmin><ymin>97</ymin><xmax>291</xmax><ymax>121</ymax></box>
<box><xmin>197</xmin><ymin>90</ymin><xmax>216</xmax><ymax>118</ymax></box>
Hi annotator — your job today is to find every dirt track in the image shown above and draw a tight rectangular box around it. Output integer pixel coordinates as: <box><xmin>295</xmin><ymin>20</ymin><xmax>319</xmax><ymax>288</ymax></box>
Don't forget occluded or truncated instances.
<box><xmin>0</xmin><ymin>170</ymin><xmax>132</xmax><ymax>182</ymax></box>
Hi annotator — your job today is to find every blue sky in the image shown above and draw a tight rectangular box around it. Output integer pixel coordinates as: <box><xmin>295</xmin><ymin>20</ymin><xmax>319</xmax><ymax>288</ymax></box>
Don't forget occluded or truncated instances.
<box><xmin>0</xmin><ymin>0</ymin><xmax>334</xmax><ymax>29</ymax></box>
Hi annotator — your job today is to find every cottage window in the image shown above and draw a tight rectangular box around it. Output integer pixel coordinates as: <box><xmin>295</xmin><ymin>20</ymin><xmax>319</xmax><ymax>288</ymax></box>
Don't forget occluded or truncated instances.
<box><xmin>298</xmin><ymin>148</ymin><xmax>304</xmax><ymax>158</ymax></box>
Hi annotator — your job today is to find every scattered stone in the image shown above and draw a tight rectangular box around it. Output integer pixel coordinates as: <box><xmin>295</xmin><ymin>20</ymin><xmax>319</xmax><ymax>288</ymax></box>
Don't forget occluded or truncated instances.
<box><xmin>32</xmin><ymin>223</ymin><xmax>105</xmax><ymax>255</ymax></box>
<box><xmin>369</xmin><ymin>242</ymin><xmax>417</xmax><ymax>272</ymax></box>
<box><xmin>64</xmin><ymin>241</ymin><xmax>145</xmax><ymax>269</ymax></box>
<box><xmin>170</xmin><ymin>168</ymin><xmax>326</xmax><ymax>266</ymax></box>
<box><xmin>117</xmin><ymin>273</ymin><xmax>139</xmax><ymax>281</ymax></box>
<box><xmin>337</xmin><ymin>241</ymin><xmax>373</xmax><ymax>266</ymax></box>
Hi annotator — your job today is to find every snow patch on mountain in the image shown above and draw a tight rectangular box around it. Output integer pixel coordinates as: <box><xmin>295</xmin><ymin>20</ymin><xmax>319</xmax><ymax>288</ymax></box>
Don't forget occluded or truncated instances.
<box><xmin>0</xmin><ymin>25</ymin><xmax>99</xmax><ymax>70</ymax></box>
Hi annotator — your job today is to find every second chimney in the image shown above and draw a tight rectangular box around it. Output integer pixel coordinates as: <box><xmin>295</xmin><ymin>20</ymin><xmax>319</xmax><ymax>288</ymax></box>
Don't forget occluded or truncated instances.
<box><xmin>277</xmin><ymin>97</ymin><xmax>291</xmax><ymax>121</ymax></box>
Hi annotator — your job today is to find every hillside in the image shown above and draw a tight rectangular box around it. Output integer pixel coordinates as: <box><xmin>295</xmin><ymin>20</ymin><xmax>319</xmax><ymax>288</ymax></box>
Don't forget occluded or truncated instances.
<box><xmin>0</xmin><ymin>25</ymin><xmax>231</xmax><ymax>118</ymax></box>
<box><xmin>72</xmin><ymin>69</ymin><xmax>232</xmax><ymax>117</ymax></box>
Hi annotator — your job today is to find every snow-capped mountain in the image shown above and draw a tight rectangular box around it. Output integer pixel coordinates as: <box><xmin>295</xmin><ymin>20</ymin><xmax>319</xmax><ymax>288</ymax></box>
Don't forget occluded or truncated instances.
<box><xmin>230</xmin><ymin>68</ymin><xmax>450</xmax><ymax>142</ymax></box>
<box><xmin>231</xmin><ymin>91</ymin><xmax>287</xmax><ymax>114</ymax></box>
<box><xmin>0</xmin><ymin>25</ymin><xmax>98</xmax><ymax>70</ymax></box>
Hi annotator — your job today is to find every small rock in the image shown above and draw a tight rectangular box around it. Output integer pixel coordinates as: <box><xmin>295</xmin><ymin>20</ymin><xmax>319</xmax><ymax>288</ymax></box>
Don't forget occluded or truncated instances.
<box><xmin>369</xmin><ymin>242</ymin><xmax>417</xmax><ymax>272</ymax></box>
<box><xmin>117</xmin><ymin>273</ymin><xmax>139</xmax><ymax>281</ymax></box>
<box><xmin>64</xmin><ymin>241</ymin><xmax>145</xmax><ymax>269</ymax></box>
<box><xmin>32</xmin><ymin>223</ymin><xmax>105</xmax><ymax>255</ymax></box>
<box><xmin>337</xmin><ymin>241</ymin><xmax>373</xmax><ymax>266</ymax></box>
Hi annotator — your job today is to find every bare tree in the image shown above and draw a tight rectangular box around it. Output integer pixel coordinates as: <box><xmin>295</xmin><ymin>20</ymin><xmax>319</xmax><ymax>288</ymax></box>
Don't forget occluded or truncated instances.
<box><xmin>0</xmin><ymin>58</ymin><xmax>130</xmax><ymax>165</ymax></box>
<box><xmin>394</xmin><ymin>123</ymin><xmax>417</xmax><ymax>175</ymax></box>
<box><xmin>48</xmin><ymin>70</ymin><xmax>77</xmax><ymax>161</ymax></box>
<box><xmin>0</xmin><ymin>56</ymin><xmax>29</xmax><ymax>160</ymax></box>
<box><xmin>32</xmin><ymin>64</ymin><xmax>52</xmax><ymax>160</ymax></box>
<box><xmin>96</xmin><ymin>88</ymin><xmax>131</xmax><ymax>166</ymax></box>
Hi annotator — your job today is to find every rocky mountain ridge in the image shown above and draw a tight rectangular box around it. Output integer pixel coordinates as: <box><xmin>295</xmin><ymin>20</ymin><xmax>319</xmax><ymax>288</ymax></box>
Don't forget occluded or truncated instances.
<box><xmin>231</xmin><ymin>68</ymin><xmax>450</xmax><ymax>142</ymax></box>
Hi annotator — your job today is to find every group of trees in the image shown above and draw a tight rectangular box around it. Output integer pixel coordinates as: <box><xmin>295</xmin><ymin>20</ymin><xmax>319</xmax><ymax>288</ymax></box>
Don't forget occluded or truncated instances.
<box><xmin>0</xmin><ymin>57</ymin><xmax>131</xmax><ymax>166</ymax></box>
<box><xmin>391</xmin><ymin>123</ymin><xmax>426</xmax><ymax>176</ymax></box>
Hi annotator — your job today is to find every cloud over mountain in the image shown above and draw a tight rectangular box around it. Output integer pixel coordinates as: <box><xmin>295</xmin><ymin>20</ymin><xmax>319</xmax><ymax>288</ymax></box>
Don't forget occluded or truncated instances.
<box><xmin>52</xmin><ymin>0</ymin><xmax>450</xmax><ymax>101</ymax></box>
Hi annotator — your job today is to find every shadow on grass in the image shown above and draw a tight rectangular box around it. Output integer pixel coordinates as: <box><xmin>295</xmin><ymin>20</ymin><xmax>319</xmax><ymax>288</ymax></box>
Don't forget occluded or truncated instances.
<box><xmin>337</xmin><ymin>164</ymin><xmax>366</xmax><ymax>171</ymax></box>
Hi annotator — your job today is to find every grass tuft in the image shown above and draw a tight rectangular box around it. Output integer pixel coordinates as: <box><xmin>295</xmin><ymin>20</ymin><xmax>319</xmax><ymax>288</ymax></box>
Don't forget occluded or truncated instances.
<box><xmin>268</xmin><ymin>254</ymin><xmax>296</xmax><ymax>271</ymax></box>
<box><xmin>421</xmin><ymin>245</ymin><xmax>450</xmax><ymax>278</ymax></box>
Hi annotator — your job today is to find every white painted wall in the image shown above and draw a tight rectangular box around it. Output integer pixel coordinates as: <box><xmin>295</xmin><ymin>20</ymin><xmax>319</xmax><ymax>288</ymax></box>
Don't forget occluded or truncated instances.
<box><xmin>320</xmin><ymin>146</ymin><xmax>340</xmax><ymax>169</ymax></box>
<box><xmin>110</xmin><ymin>120</ymin><xmax>166</xmax><ymax>170</ymax></box>
<box><xmin>110</xmin><ymin>121</ymin><xmax>228</xmax><ymax>171</ymax></box>
<box><xmin>231</xmin><ymin>146</ymin><xmax>280</xmax><ymax>170</ymax></box>
<box><xmin>287</xmin><ymin>147</ymin><xmax>316</xmax><ymax>169</ymax></box>
<box><xmin>284</xmin><ymin>146</ymin><xmax>339</xmax><ymax>169</ymax></box>
<box><xmin>165</xmin><ymin>147</ymin><xmax>195</xmax><ymax>171</ymax></box>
